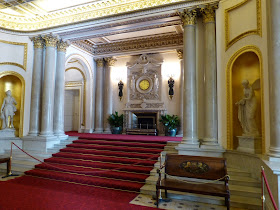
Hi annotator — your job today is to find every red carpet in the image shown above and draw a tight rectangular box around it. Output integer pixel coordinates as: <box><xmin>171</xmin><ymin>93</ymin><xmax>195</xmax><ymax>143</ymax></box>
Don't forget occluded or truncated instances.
<box><xmin>0</xmin><ymin>132</ymin><xmax>181</xmax><ymax>209</ymax></box>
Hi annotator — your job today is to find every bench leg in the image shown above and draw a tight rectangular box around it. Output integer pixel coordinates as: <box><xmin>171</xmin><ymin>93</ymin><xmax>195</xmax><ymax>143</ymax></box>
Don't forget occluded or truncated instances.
<box><xmin>156</xmin><ymin>187</ymin><xmax>159</xmax><ymax>208</ymax></box>
<box><xmin>225</xmin><ymin>196</ymin><xmax>230</xmax><ymax>210</ymax></box>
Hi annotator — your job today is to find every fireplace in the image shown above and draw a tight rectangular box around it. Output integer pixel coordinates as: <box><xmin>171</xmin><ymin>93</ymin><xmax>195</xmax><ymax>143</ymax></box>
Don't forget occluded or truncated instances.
<box><xmin>132</xmin><ymin>112</ymin><xmax>157</xmax><ymax>129</ymax></box>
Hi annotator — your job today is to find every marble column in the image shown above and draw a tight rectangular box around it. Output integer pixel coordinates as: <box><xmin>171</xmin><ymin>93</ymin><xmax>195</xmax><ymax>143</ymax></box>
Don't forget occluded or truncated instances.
<box><xmin>103</xmin><ymin>57</ymin><xmax>116</xmax><ymax>133</ymax></box>
<box><xmin>268</xmin><ymin>0</ymin><xmax>280</xmax><ymax>158</ymax></box>
<box><xmin>177</xmin><ymin>9</ymin><xmax>199</xmax><ymax>148</ymax></box>
<box><xmin>177</xmin><ymin>49</ymin><xmax>184</xmax><ymax>136</ymax></box>
<box><xmin>53</xmin><ymin>40</ymin><xmax>70</xmax><ymax>140</ymax></box>
<box><xmin>28</xmin><ymin>36</ymin><xmax>44</xmax><ymax>136</ymax></box>
<box><xmin>201</xmin><ymin>5</ymin><xmax>219</xmax><ymax>147</ymax></box>
<box><xmin>40</xmin><ymin>34</ymin><xmax>59</xmax><ymax>138</ymax></box>
<box><xmin>94</xmin><ymin>59</ymin><xmax>104</xmax><ymax>133</ymax></box>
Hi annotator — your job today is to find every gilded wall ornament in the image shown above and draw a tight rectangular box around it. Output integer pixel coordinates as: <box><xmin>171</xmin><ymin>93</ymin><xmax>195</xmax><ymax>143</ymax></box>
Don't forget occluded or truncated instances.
<box><xmin>178</xmin><ymin>9</ymin><xmax>197</xmax><ymax>26</ymax></box>
<box><xmin>30</xmin><ymin>36</ymin><xmax>45</xmax><ymax>49</ymax></box>
<box><xmin>176</xmin><ymin>49</ymin><xmax>183</xmax><ymax>60</ymax></box>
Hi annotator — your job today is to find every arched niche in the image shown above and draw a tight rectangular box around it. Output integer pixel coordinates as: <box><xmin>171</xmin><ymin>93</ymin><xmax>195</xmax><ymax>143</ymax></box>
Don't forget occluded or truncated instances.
<box><xmin>0</xmin><ymin>71</ymin><xmax>25</xmax><ymax>137</ymax></box>
<box><xmin>227</xmin><ymin>46</ymin><xmax>264</xmax><ymax>153</ymax></box>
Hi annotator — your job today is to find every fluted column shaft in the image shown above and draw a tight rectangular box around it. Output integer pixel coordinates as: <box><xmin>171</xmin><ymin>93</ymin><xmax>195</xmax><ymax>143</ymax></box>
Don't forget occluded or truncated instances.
<box><xmin>104</xmin><ymin>57</ymin><xmax>116</xmax><ymax>133</ymax></box>
<box><xmin>201</xmin><ymin>6</ymin><xmax>218</xmax><ymax>145</ymax></box>
<box><xmin>268</xmin><ymin>0</ymin><xmax>280</xmax><ymax>157</ymax></box>
<box><xmin>53</xmin><ymin>40</ymin><xmax>69</xmax><ymax>139</ymax></box>
<box><xmin>180</xmin><ymin>9</ymin><xmax>199</xmax><ymax>145</ymax></box>
<box><xmin>28</xmin><ymin>36</ymin><xmax>44</xmax><ymax>136</ymax></box>
<box><xmin>40</xmin><ymin>35</ymin><xmax>58</xmax><ymax>136</ymax></box>
<box><xmin>177</xmin><ymin>49</ymin><xmax>184</xmax><ymax>135</ymax></box>
<box><xmin>95</xmin><ymin>59</ymin><xmax>104</xmax><ymax>133</ymax></box>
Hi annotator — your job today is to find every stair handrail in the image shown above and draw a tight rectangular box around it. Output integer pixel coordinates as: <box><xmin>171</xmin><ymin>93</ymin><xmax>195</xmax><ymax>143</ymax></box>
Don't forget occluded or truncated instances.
<box><xmin>261</xmin><ymin>166</ymin><xmax>278</xmax><ymax>210</ymax></box>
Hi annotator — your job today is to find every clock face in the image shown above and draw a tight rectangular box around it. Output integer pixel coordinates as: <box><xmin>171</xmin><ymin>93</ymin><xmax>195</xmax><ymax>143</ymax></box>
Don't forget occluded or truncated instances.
<box><xmin>139</xmin><ymin>79</ymin><xmax>150</xmax><ymax>90</ymax></box>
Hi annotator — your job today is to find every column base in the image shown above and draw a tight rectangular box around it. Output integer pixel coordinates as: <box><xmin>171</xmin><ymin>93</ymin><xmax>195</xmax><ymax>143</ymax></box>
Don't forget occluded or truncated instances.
<box><xmin>103</xmin><ymin>128</ymin><xmax>112</xmax><ymax>134</ymax></box>
<box><xmin>22</xmin><ymin>135</ymin><xmax>59</xmax><ymax>152</ymax></box>
<box><xmin>201</xmin><ymin>138</ymin><xmax>223</xmax><ymax>150</ymax></box>
<box><xmin>267</xmin><ymin>146</ymin><xmax>280</xmax><ymax>161</ymax></box>
<box><xmin>27</xmin><ymin>131</ymin><xmax>40</xmax><ymax>136</ymax></box>
<box><xmin>94</xmin><ymin>128</ymin><xmax>104</xmax><ymax>133</ymax></box>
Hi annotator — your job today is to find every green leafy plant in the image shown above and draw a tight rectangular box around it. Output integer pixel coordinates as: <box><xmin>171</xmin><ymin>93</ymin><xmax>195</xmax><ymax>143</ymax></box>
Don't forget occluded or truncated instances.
<box><xmin>107</xmin><ymin>111</ymin><xmax>124</xmax><ymax>127</ymax></box>
<box><xmin>160</xmin><ymin>114</ymin><xmax>180</xmax><ymax>130</ymax></box>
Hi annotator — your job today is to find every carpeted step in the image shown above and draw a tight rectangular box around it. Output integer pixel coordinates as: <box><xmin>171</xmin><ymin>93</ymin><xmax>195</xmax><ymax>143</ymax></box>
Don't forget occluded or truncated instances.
<box><xmin>72</xmin><ymin>139</ymin><xmax>166</xmax><ymax>149</ymax></box>
<box><xmin>25</xmin><ymin>169</ymin><xmax>144</xmax><ymax>192</ymax></box>
<box><xmin>66</xmin><ymin>143</ymin><xmax>163</xmax><ymax>154</ymax></box>
<box><xmin>44</xmin><ymin>157</ymin><xmax>153</xmax><ymax>174</ymax></box>
<box><xmin>59</xmin><ymin>147</ymin><xmax>159</xmax><ymax>160</ymax></box>
<box><xmin>35</xmin><ymin>163</ymin><xmax>149</xmax><ymax>182</ymax></box>
<box><xmin>52</xmin><ymin>152</ymin><xmax>156</xmax><ymax>166</ymax></box>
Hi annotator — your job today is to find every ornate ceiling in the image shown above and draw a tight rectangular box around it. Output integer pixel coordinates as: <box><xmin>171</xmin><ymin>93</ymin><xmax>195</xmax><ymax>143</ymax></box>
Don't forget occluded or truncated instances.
<box><xmin>0</xmin><ymin>0</ymin><xmax>219</xmax><ymax>56</ymax></box>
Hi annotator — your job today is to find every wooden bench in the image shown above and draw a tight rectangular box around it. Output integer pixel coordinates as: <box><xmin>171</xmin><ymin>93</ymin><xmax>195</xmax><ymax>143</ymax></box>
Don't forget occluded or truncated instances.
<box><xmin>156</xmin><ymin>154</ymin><xmax>230</xmax><ymax>209</ymax></box>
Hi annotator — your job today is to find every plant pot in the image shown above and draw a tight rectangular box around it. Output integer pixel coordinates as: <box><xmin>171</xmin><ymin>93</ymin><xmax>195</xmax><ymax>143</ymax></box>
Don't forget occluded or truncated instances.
<box><xmin>112</xmin><ymin>127</ymin><xmax>122</xmax><ymax>134</ymax></box>
<box><xmin>167</xmin><ymin>128</ymin><xmax>177</xmax><ymax>137</ymax></box>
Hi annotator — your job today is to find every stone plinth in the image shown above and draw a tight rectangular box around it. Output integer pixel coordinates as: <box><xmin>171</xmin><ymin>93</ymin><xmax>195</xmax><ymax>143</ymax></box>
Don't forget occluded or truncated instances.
<box><xmin>0</xmin><ymin>128</ymin><xmax>16</xmax><ymax>138</ymax></box>
<box><xmin>237</xmin><ymin>136</ymin><xmax>262</xmax><ymax>154</ymax></box>
<box><xmin>0</xmin><ymin>137</ymin><xmax>22</xmax><ymax>154</ymax></box>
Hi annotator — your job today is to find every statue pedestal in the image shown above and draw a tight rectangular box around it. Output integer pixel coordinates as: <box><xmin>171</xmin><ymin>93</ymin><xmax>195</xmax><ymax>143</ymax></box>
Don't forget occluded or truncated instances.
<box><xmin>0</xmin><ymin>128</ymin><xmax>16</xmax><ymax>138</ymax></box>
<box><xmin>237</xmin><ymin>136</ymin><xmax>262</xmax><ymax>154</ymax></box>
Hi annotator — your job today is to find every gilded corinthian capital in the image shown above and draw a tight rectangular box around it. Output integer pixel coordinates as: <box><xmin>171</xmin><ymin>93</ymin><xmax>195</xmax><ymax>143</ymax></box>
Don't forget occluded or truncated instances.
<box><xmin>43</xmin><ymin>34</ymin><xmax>59</xmax><ymax>47</ymax></box>
<box><xmin>30</xmin><ymin>36</ymin><xmax>45</xmax><ymax>49</ymax></box>
<box><xmin>201</xmin><ymin>5</ymin><xmax>218</xmax><ymax>23</ymax></box>
<box><xmin>178</xmin><ymin>9</ymin><xmax>197</xmax><ymax>26</ymax></box>
<box><xmin>176</xmin><ymin>49</ymin><xmax>183</xmax><ymax>60</ymax></box>
<box><xmin>57</xmin><ymin>40</ymin><xmax>70</xmax><ymax>52</ymax></box>
<box><xmin>95</xmin><ymin>59</ymin><xmax>104</xmax><ymax>67</ymax></box>
<box><xmin>105</xmin><ymin>57</ymin><xmax>117</xmax><ymax>67</ymax></box>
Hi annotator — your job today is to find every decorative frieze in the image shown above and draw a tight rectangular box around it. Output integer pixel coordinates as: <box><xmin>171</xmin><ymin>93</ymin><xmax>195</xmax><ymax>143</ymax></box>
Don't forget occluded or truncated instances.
<box><xmin>30</xmin><ymin>36</ymin><xmax>45</xmax><ymax>49</ymax></box>
<box><xmin>43</xmin><ymin>34</ymin><xmax>59</xmax><ymax>48</ymax></box>
<box><xmin>178</xmin><ymin>9</ymin><xmax>198</xmax><ymax>26</ymax></box>
<box><xmin>201</xmin><ymin>4</ymin><xmax>218</xmax><ymax>23</ymax></box>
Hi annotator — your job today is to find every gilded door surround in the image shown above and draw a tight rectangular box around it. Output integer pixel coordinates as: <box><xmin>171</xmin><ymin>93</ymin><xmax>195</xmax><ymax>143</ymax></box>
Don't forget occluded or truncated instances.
<box><xmin>0</xmin><ymin>71</ymin><xmax>25</xmax><ymax>137</ymax></box>
<box><xmin>65</xmin><ymin>67</ymin><xmax>86</xmax><ymax>126</ymax></box>
<box><xmin>226</xmin><ymin>45</ymin><xmax>264</xmax><ymax>153</ymax></box>
<box><xmin>225</xmin><ymin>0</ymin><xmax>262</xmax><ymax>51</ymax></box>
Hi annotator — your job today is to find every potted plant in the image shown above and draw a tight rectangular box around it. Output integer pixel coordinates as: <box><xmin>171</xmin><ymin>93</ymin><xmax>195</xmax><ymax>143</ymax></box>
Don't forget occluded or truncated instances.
<box><xmin>107</xmin><ymin>111</ymin><xmax>124</xmax><ymax>134</ymax></box>
<box><xmin>160</xmin><ymin>114</ymin><xmax>180</xmax><ymax>137</ymax></box>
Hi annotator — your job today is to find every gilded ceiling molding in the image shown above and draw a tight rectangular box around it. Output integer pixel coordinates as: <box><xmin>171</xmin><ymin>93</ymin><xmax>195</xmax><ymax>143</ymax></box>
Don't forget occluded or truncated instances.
<box><xmin>105</xmin><ymin>57</ymin><xmax>117</xmax><ymax>67</ymax></box>
<box><xmin>0</xmin><ymin>39</ymin><xmax>28</xmax><ymax>71</ymax></box>
<box><xmin>176</xmin><ymin>49</ymin><xmax>183</xmax><ymax>60</ymax></box>
<box><xmin>225</xmin><ymin>0</ymin><xmax>262</xmax><ymax>51</ymax></box>
<box><xmin>0</xmin><ymin>0</ymin><xmax>220</xmax><ymax>31</ymax></box>
<box><xmin>57</xmin><ymin>40</ymin><xmax>70</xmax><ymax>52</ymax></box>
<box><xmin>30</xmin><ymin>36</ymin><xmax>45</xmax><ymax>49</ymax></box>
<box><xmin>178</xmin><ymin>9</ymin><xmax>198</xmax><ymax>26</ymax></box>
<box><xmin>226</xmin><ymin>45</ymin><xmax>264</xmax><ymax>153</ymax></box>
<box><xmin>93</xmin><ymin>33</ymin><xmax>183</xmax><ymax>56</ymax></box>
<box><xmin>201</xmin><ymin>4</ymin><xmax>218</xmax><ymax>23</ymax></box>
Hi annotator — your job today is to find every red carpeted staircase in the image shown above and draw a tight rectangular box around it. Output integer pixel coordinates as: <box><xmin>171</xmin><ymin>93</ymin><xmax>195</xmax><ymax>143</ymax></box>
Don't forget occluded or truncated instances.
<box><xmin>24</xmin><ymin>133</ymin><xmax>174</xmax><ymax>193</ymax></box>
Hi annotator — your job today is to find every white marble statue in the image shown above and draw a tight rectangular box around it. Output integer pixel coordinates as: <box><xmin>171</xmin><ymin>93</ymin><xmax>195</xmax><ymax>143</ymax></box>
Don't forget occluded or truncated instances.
<box><xmin>131</xmin><ymin>75</ymin><xmax>135</xmax><ymax>92</ymax></box>
<box><xmin>235</xmin><ymin>79</ymin><xmax>259</xmax><ymax>137</ymax></box>
<box><xmin>154</xmin><ymin>74</ymin><xmax>159</xmax><ymax>92</ymax></box>
<box><xmin>0</xmin><ymin>90</ymin><xmax>17</xmax><ymax>129</ymax></box>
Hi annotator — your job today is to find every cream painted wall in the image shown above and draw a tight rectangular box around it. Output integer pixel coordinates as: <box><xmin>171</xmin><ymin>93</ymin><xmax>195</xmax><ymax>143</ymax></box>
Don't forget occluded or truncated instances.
<box><xmin>0</xmin><ymin>31</ymin><xmax>33</xmax><ymax>136</ymax></box>
<box><xmin>216</xmin><ymin>0</ymin><xmax>269</xmax><ymax>151</ymax></box>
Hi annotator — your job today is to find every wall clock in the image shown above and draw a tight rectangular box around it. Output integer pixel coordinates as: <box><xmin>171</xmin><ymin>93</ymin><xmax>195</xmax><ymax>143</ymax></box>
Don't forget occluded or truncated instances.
<box><xmin>139</xmin><ymin>79</ymin><xmax>150</xmax><ymax>90</ymax></box>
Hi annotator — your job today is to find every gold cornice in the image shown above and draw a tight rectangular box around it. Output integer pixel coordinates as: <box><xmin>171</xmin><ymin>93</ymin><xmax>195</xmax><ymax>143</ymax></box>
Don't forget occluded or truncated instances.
<box><xmin>0</xmin><ymin>0</ymin><xmax>216</xmax><ymax>31</ymax></box>
<box><xmin>30</xmin><ymin>36</ymin><xmax>45</xmax><ymax>49</ymax></box>
<box><xmin>201</xmin><ymin>4</ymin><xmax>218</xmax><ymax>23</ymax></box>
<box><xmin>0</xmin><ymin>39</ymin><xmax>28</xmax><ymax>71</ymax></box>
<box><xmin>65</xmin><ymin>67</ymin><xmax>86</xmax><ymax>126</ymax></box>
<box><xmin>0</xmin><ymin>71</ymin><xmax>25</xmax><ymax>137</ymax></box>
<box><xmin>105</xmin><ymin>57</ymin><xmax>117</xmax><ymax>67</ymax></box>
<box><xmin>178</xmin><ymin>9</ymin><xmax>197</xmax><ymax>26</ymax></box>
<box><xmin>226</xmin><ymin>45</ymin><xmax>265</xmax><ymax>153</ymax></box>
<box><xmin>225</xmin><ymin>0</ymin><xmax>262</xmax><ymax>51</ymax></box>
<box><xmin>176</xmin><ymin>49</ymin><xmax>183</xmax><ymax>60</ymax></box>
